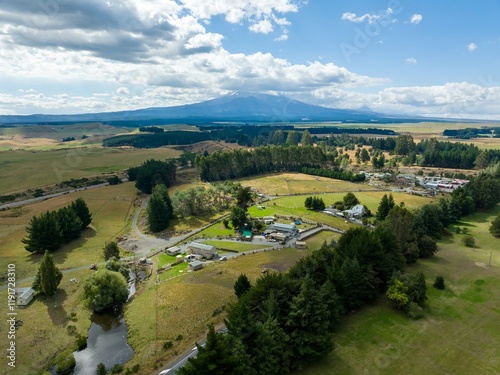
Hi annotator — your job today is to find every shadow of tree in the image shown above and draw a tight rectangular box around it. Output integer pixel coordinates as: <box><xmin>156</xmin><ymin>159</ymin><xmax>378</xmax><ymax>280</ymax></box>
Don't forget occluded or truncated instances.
<box><xmin>41</xmin><ymin>289</ymin><xmax>69</xmax><ymax>326</ymax></box>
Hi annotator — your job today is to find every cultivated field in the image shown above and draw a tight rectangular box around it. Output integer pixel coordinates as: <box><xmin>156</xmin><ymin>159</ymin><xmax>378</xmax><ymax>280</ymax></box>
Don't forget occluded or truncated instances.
<box><xmin>0</xmin><ymin>147</ymin><xmax>180</xmax><ymax>195</ymax></box>
<box><xmin>299</xmin><ymin>206</ymin><xmax>500</xmax><ymax>375</ymax></box>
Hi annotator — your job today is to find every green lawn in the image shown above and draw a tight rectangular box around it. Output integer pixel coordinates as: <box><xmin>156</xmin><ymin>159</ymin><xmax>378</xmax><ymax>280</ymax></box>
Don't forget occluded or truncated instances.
<box><xmin>298</xmin><ymin>206</ymin><xmax>500</xmax><ymax>375</ymax></box>
<box><xmin>202</xmin><ymin>240</ymin><xmax>273</xmax><ymax>252</ymax></box>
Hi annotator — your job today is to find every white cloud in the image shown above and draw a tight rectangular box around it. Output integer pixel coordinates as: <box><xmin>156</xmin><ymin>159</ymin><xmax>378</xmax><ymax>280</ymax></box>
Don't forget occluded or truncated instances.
<box><xmin>341</xmin><ymin>8</ymin><xmax>394</xmax><ymax>24</ymax></box>
<box><xmin>249</xmin><ymin>19</ymin><xmax>274</xmax><ymax>34</ymax></box>
<box><xmin>405</xmin><ymin>57</ymin><xmax>417</xmax><ymax>65</ymax></box>
<box><xmin>275</xmin><ymin>32</ymin><xmax>289</xmax><ymax>42</ymax></box>
<box><xmin>116</xmin><ymin>87</ymin><xmax>130</xmax><ymax>95</ymax></box>
<box><xmin>410</xmin><ymin>14</ymin><xmax>423</xmax><ymax>24</ymax></box>
<box><xmin>468</xmin><ymin>42</ymin><xmax>478</xmax><ymax>51</ymax></box>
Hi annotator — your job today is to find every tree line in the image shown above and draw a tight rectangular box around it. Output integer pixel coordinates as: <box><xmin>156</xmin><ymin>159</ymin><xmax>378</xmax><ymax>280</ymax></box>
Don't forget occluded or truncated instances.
<box><xmin>194</xmin><ymin>145</ymin><xmax>328</xmax><ymax>182</ymax></box>
<box><xmin>22</xmin><ymin>198</ymin><xmax>92</xmax><ymax>254</ymax></box>
<box><xmin>128</xmin><ymin>159</ymin><xmax>177</xmax><ymax>194</ymax></box>
<box><xmin>301</xmin><ymin>166</ymin><xmax>366</xmax><ymax>182</ymax></box>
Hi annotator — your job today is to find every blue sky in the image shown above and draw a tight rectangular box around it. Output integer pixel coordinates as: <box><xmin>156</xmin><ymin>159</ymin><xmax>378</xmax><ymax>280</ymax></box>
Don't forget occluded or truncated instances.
<box><xmin>0</xmin><ymin>0</ymin><xmax>499</xmax><ymax>118</ymax></box>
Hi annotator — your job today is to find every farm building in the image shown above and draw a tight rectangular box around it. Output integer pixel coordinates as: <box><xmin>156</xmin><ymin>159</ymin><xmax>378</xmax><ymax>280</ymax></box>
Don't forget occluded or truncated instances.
<box><xmin>343</xmin><ymin>204</ymin><xmax>366</xmax><ymax>219</ymax></box>
<box><xmin>269</xmin><ymin>232</ymin><xmax>288</xmax><ymax>242</ymax></box>
<box><xmin>165</xmin><ymin>246</ymin><xmax>181</xmax><ymax>256</ymax></box>
<box><xmin>187</xmin><ymin>242</ymin><xmax>217</xmax><ymax>259</ymax></box>
<box><xmin>262</xmin><ymin>216</ymin><xmax>275</xmax><ymax>225</ymax></box>
<box><xmin>188</xmin><ymin>260</ymin><xmax>204</xmax><ymax>271</ymax></box>
<box><xmin>296</xmin><ymin>241</ymin><xmax>307</xmax><ymax>249</ymax></box>
<box><xmin>16</xmin><ymin>287</ymin><xmax>35</xmax><ymax>306</ymax></box>
<box><xmin>266</xmin><ymin>223</ymin><xmax>298</xmax><ymax>237</ymax></box>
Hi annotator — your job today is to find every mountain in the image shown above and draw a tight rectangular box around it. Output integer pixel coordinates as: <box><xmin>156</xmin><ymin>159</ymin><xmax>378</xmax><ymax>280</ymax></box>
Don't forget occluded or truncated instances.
<box><xmin>0</xmin><ymin>91</ymin><xmax>435</xmax><ymax>125</ymax></box>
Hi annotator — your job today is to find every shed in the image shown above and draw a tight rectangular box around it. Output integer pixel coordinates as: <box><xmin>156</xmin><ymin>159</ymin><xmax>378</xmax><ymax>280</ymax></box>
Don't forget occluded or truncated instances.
<box><xmin>266</xmin><ymin>223</ymin><xmax>298</xmax><ymax>236</ymax></box>
<box><xmin>296</xmin><ymin>241</ymin><xmax>307</xmax><ymax>249</ymax></box>
<box><xmin>188</xmin><ymin>260</ymin><xmax>204</xmax><ymax>271</ymax></box>
<box><xmin>165</xmin><ymin>246</ymin><xmax>181</xmax><ymax>256</ymax></box>
<box><xmin>16</xmin><ymin>287</ymin><xmax>35</xmax><ymax>306</ymax></box>
<box><xmin>187</xmin><ymin>242</ymin><xmax>217</xmax><ymax>259</ymax></box>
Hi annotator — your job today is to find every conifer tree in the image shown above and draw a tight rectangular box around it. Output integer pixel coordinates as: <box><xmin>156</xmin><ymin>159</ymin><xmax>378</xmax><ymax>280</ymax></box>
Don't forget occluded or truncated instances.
<box><xmin>56</xmin><ymin>206</ymin><xmax>82</xmax><ymax>243</ymax></box>
<box><xmin>33</xmin><ymin>250</ymin><xmax>63</xmax><ymax>296</ymax></box>
<box><xmin>22</xmin><ymin>211</ymin><xmax>63</xmax><ymax>253</ymax></box>
<box><xmin>70</xmin><ymin>198</ymin><xmax>92</xmax><ymax>229</ymax></box>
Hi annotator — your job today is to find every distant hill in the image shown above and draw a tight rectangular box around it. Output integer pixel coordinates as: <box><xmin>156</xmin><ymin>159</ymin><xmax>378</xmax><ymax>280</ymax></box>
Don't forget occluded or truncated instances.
<box><xmin>0</xmin><ymin>91</ymin><xmax>464</xmax><ymax>125</ymax></box>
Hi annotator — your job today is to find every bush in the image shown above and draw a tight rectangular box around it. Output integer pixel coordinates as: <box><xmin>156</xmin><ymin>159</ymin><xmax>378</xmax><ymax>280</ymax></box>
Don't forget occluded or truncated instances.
<box><xmin>433</xmin><ymin>276</ymin><xmax>445</xmax><ymax>290</ymax></box>
<box><xmin>66</xmin><ymin>325</ymin><xmax>76</xmax><ymax>335</ymax></box>
<box><xmin>405</xmin><ymin>302</ymin><xmax>424</xmax><ymax>320</ymax></box>
<box><xmin>176</xmin><ymin>334</ymin><xmax>183</xmax><ymax>341</ymax></box>
<box><xmin>163</xmin><ymin>341</ymin><xmax>173</xmax><ymax>350</ymax></box>
<box><xmin>110</xmin><ymin>364</ymin><xmax>124</xmax><ymax>374</ymax></box>
<box><xmin>75</xmin><ymin>333</ymin><xmax>87</xmax><ymax>350</ymax></box>
<box><xmin>56</xmin><ymin>354</ymin><xmax>76</xmax><ymax>375</ymax></box>
<box><xmin>461</xmin><ymin>235</ymin><xmax>475</xmax><ymax>247</ymax></box>
<box><xmin>96</xmin><ymin>363</ymin><xmax>107</xmax><ymax>375</ymax></box>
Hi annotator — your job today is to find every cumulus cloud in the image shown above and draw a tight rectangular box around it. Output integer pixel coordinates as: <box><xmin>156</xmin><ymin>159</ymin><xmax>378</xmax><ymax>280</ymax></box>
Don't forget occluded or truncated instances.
<box><xmin>249</xmin><ymin>19</ymin><xmax>274</xmax><ymax>34</ymax></box>
<box><xmin>468</xmin><ymin>42</ymin><xmax>478</xmax><ymax>51</ymax></box>
<box><xmin>341</xmin><ymin>8</ymin><xmax>394</xmax><ymax>24</ymax></box>
<box><xmin>405</xmin><ymin>57</ymin><xmax>417</xmax><ymax>65</ymax></box>
<box><xmin>410</xmin><ymin>14</ymin><xmax>423</xmax><ymax>24</ymax></box>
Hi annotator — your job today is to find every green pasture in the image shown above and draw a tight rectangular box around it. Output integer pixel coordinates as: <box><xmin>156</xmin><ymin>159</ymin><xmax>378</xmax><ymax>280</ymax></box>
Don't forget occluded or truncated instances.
<box><xmin>299</xmin><ymin>207</ymin><xmax>500</xmax><ymax>375</ymax></box>
<box><xmin>202</xmin><ymin>240</ymin><xmax>273</xmax><ymax>252</ymax></box>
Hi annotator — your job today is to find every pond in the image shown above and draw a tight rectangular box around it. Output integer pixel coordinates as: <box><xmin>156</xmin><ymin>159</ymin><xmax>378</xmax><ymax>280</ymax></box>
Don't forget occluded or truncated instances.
<box><xmin>72</xmin><ymin>312</ymin><xmax>133</xmax><ymax>374</ymax></box>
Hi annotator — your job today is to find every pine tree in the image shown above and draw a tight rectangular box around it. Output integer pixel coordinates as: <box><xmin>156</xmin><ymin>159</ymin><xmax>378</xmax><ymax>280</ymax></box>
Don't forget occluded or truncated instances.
<box><xmin>147</xmin><ymin>192</ymin><xmax>170</xmax><ymax>233</ymax></box>
<box><xmin>56</xmin><ymin>207</ymin><xmax>82</xmax><ymax>243</ymax></box>
<box><xmin>304</xmin><ymin>196</ymin><xmax>313</xmax><ymax>209</ymax></box>
<box><xmin>22</xmin><ymin>211</ymin><xmax>63</xmax><ymax>253</ymax></box>
<box><xmin>178</xmin><ymin>324</ymin><xmax>239</xmax><ymax>375</ymax></box>
<box><xmin>376</xmin><ymin>193</ymin><xmax>395</xmax><ymax>221</ymax></box>
<box><xmin>33</xmin><ymin>250</ymin><xmax>63</xmax><ymax>296</ymax></box>
<box><xmin>70</xmin><ymin>198</ymin><xmax>92</xmax><ymax>230</ymax></box>
<box><xmin>234</xmin><ymin>274</ymin><xmax>251</xmax><ymax>298</ymax></box>
<box><xmin>285</xmin><ymin>276</ymin><xmax>334</xmax><ymax>369</ymax></box>
<box><xmin>153</xmin><ymin>184</ymin><xmax>174</xmax><ymax>219</ymax></box>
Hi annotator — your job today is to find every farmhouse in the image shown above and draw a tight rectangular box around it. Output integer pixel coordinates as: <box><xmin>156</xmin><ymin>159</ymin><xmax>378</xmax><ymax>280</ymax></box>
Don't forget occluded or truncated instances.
<box><xmin>187</xmin><ymin>242</ymin><xmax>217</xmax><ymax>259</ymax></box>
<box><xmin>343</xmin><ymin>204</ymin><xmax>366</xmax><ymax>219</ymax></box>
<box><xmin>16</xmin><ymin>287</ymin><xmax>35</xmax><ymax>306</ymax></box>
<box><xmin>188</xmin><ymin>260</ymin><xmax>204</xmax><ymax>271</ymax></box>
<box><xmin>266</xmin><ymin>223</ymin><xmax>298</xmax><ymax>239</ymax></box>
<box><xmin>165</xmin><ymin>246</ymin><xmax>181</xmax><ymax>256</ymax></box>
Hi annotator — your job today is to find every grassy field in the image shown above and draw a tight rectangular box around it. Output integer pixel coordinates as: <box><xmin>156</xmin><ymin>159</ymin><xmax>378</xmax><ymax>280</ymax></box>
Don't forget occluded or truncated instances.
<box><xmin>239</xmin><ymin>173</ymin><xmax>382</xmax><ymax>196</ymax></box>
<box><xmin>298</xmin><ymin>206</ymin><xmax>500</xmax><ymax>375</ymax></box>
<box><xmin>304</xmin><ymin>230</ymin><xmax>342</xmax><ymax>250</ymax></box>
<box><xmin>0</xmin><ymin>123</ymin><xmax>128</xmax><ymax>151</ymax></box>
<box><xmin>0</xmin><ymin>182</ymin><xmax>137</xmax><ymax>280</ymax></box>
<box><xmin>202</xmin><ymin>240</ymin><xmax>273</xmax><ymax>252</ymax></box>
<box><xmin>0</xmin><ymin>147</ymin><xmax>181</xmax><ymax>195</ymax></box>
<box><xmin>125</xmin><ymin>247</ymin><xmax>313</xmax><ymax>374</ymax></box>
<box><xmin>0</xmin><ymin>268</ymin><xmax>94</xmax><ymax>374</ymax></box>
<box><xmin>247</xmin><ymin>191</ymin><xmax>432</xmax><ymax>231</ymax></box>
